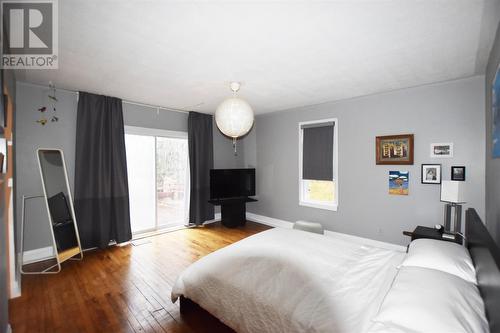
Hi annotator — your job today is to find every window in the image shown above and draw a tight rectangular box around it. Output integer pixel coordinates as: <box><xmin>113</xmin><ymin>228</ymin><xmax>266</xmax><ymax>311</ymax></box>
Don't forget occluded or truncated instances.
<box><xmin>298</xmin><ymin>118</ymin><xmax>338</xmax><ymax>211</ymax></box>
<box><xmin>125</xmin><ymin>126</ymin><xmax>190</xmax><ymax>234</ymax></box>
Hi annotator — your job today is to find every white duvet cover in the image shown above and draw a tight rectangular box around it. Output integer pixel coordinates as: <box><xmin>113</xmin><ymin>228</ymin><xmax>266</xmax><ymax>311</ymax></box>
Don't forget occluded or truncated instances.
<box><xmin>171</xmin><ymin>228</ymin><xmax>405</xmax><ymax>333</ymax></box>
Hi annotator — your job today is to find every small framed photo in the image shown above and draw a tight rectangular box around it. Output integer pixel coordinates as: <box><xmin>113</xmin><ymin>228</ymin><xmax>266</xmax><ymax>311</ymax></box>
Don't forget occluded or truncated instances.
<box><xmin>451</xmin><ymin>166</ymin><xmax>466</xmax><ymax>181</ymax></box>
<box><xmin>421</xmin><ymin>164</ymin><xmax>442</xmax><ymax>184</ymax></box>
<box><xmin>430</xmin><ymin>143</ymin><xmax>453</xmax><ymax>158</ymax></box>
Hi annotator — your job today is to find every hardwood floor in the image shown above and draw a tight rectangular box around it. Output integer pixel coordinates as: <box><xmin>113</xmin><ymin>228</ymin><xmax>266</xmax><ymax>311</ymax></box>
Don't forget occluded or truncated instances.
<box><xmin>9</xmin><ymin>221</ymin><xmax>270</xmax><ymax>333</ymax></box>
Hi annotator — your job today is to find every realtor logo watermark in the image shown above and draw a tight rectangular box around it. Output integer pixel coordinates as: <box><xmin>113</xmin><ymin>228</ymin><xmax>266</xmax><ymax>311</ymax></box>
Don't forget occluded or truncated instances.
<box><xmin>1</xmin><ymin>0</ymin><xmax>58</xmax><ymax>69</ymax></box>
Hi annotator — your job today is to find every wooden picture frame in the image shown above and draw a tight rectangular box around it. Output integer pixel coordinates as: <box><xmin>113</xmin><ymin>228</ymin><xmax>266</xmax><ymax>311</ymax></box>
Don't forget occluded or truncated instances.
<box><xmin>421</xmin><ymin>164</ymin><xmax>442</xmax><ymax>184</ymax></box>
<box><xmin>376</xmin><ymin>134</ymin><xmax>414</xmax><ymax>165</ymax></box>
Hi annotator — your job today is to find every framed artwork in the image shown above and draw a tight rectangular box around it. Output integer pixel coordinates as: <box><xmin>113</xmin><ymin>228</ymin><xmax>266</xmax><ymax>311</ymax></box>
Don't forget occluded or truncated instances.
<box><xmin>451</xmin><ymin>166</ymin><xmax>466</xmax><ymax>181</ymax></box>
<box><xmin>376</xmin><ymin>134</ymin><xmax>414</xmax><ymax>165</ymax></box>
<box><xmin>389</xmin><ymin>171</ymin><xmax>409</xmax><ymax>195</ymax></box>
<box><xmin>493</xmin><ymin>64</ymin><xmax>500</xmax><ymax>158</ymax></box>
<box><xmin>421</xmin><ymin>164</ymin><xmax>442</xmax><ymax>184</ymax></box>
<box><xmin>430</xmin><ymin>142</ymin><xmax>453</xmax><ymax>158</ymax></box>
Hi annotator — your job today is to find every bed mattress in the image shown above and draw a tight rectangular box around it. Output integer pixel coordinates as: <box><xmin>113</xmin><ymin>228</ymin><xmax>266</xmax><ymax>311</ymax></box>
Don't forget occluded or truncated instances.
<box><xmin>172</xmin><ymin>228</ymin><xmax>405</xmax><ymax>333</ymax></box>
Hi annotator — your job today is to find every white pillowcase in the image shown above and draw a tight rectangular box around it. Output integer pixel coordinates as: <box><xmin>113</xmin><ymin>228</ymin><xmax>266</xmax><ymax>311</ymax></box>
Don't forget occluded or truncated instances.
<box><xmin>369</xmin><ymin>266</ymin><xmax>488</xmax><ymax>333</ymax></box>
<box><xmin>400</xmin><ymin>238</ymin><xmax>477</xmax><ymax>284</ymax></box>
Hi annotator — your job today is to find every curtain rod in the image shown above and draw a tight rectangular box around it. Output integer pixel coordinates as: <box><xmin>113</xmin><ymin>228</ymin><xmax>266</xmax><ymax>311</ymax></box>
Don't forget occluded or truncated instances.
<box><xmin>20</xmin><ymin>81</ymin><xmax>193</xmax><ymax>114</ymax></box>
<box><xmin>74</xmin><ymin>91</ymin><xmax>190</xmax><ymax>114</ymax></box>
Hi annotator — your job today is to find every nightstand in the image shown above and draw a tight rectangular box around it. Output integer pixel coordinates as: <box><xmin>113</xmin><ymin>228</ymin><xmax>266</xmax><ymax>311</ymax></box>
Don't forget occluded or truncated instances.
<box><xmin>403</xmin><ymin>226</ymin><xmax>462</xmax><ymax>245</ymax></box>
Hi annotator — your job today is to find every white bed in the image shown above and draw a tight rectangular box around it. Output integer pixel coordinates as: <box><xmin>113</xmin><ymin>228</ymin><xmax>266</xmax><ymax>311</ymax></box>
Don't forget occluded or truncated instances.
<box><xmin>171</xmin><ymin>211</ymin><xmax>498</xmax><ymax>333</ymax></box>
<box><xmin>171</xmin><ymin>227</ymin><xmax>405</xmax><ymax>333</ymax></box>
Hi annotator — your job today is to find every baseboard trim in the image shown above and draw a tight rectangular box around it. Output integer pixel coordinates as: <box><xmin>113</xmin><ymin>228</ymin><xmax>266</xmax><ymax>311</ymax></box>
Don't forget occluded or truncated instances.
<box><xmin>246</xmin><ymin>212</ymin><xmax>293</xmax><ymax>229</ymax></box>
<box><xmin>246</xmin><ymin>212</ymin><xmax>406</xmax><ymax>252</ymax></box>
<box><xmin>20</xmin><ymin>212</ymin><xmax>404</xmax><ymax>267</ymax></box>
<box><xmin>324</xmin><ymin>230</ymin><xmax>406</xmax><ymax>252</ymax></box>
<box><xmin>10</xmin><ymin>278</ymin><xmax>21</xmax><ymax>299</ymax></box>
<box><xmin>8</xmin><ymin>193</ymin><xmax>21</xmax><ymax>298</ymax></box>
<box><xmin>23</xmin><ymin>213</ymin><xmax>222</xmax><ymax>263</ymax></box>
<box><xmin>22</xmin><ymin>246</ymin><xmax>55</xmax><ymax>265</ymax></box>
<box><xmin>203</xmin><ymin>213</ymin><xmax>221</xmax><ymax>225</ymax></box>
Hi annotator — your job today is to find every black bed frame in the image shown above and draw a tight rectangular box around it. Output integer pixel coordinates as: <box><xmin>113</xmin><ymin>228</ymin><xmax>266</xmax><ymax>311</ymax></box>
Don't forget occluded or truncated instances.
<box><xmin>180</xmin><ymin>208</ymin><xmax>500</xmax><ymax>333</ymax></box>
<box><xmin>179</xmin><ymin>296</ymin><xmax>235</xmax><ymax>332</ymax></box>
<box><xmin>466</xmin><ymin>208</ymin><xmax>500</xmax><ymax>333</ymax></box>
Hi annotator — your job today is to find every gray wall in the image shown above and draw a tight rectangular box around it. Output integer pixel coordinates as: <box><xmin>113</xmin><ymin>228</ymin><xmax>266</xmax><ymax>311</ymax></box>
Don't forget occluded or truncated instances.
<box><xmin>15</xmin><ymin>82</ymin><xmax>243</xmax><ymax>251</ymax></box>
<box><xmin>16</xmin><ymin>83</ymin><xmax>78</xmax><ymax>252</ymax></box>
<box><xmin>123</xmin><ymin>102</ymin><xmax>188</xmax><ymax>132</ymax></box>
<box><xmin>246</xmin><ymin>76</ymin><xmax>486</xmax><ymax>246</ymax></box>
<box><xmin>485</xmin><ymin>21</ymin><xmax>500</xmax><ymax>246</ymax></box>
<box><xmin>18</xmin><ymin>75</ymin><xmax>486</xmax><ymax>250</ymax></box>
<box><xmin>123</xmin><ymin>102</ymin><xmax>245</xmax><ymax>168</ymax></box>
<box><xmin>214</xmin><ymin>122</ymin><xmax>246</xmax><ymax>169</ymax></box>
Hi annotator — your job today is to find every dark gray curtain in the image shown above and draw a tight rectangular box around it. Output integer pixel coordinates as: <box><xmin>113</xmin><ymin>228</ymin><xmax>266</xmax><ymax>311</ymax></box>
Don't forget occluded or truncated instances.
<box><xmin>302</xmin><ymin>123</ymin><xmax>334</xmax><ymax>181</ymax></box>
<box><xmin>188</xmin><ymin>112</ymin><xmax>214</xmax><ymax>225</ymax></box>
<box><xmin>74</xmin><ymin>92</ymin><xmax>132</xmax><ymax>249</ymax></box>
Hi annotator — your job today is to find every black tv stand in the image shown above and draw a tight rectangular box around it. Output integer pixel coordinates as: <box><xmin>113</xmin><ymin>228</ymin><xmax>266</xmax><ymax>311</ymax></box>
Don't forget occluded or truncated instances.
<box><xmin>208</xmin><ymin>197</ymin><xmax>257</xmax><ymax>228</ymax></box>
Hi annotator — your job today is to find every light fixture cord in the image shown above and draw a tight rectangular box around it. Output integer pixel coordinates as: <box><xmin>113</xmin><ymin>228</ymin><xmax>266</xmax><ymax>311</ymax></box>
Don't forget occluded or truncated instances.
<box><xmin>233</xmin><ymin>137</ymin><xmax>237</xmax><ymax>156</ymax></box>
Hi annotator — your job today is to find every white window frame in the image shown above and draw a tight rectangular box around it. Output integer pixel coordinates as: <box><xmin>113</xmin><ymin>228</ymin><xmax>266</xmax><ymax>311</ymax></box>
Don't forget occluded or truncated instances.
<box><xmin>298</xmin><ymin>118</ymin><xmax>339</xmax><ymax>211</ymax></box>
<box><xmin>125</xmin><ymin>125</ymin><xmax>188</xmax><ymax>140</ymax></box>
<box><xmin>124</xmin><ymin>125</ymin><xmax>190</xmax><ymax>235</ymax></box>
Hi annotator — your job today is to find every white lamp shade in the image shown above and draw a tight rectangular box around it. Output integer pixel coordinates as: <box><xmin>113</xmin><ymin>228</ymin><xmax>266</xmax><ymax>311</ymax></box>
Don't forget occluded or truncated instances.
<box><xmin>440</xmin><ymin>180</ymin><xmax>466</xmax><ymax>203</ymax></box>
<box><xmin>215</xmin><ymin>97</ymin><xmax>254</xmax><ymax>138</ymax></box>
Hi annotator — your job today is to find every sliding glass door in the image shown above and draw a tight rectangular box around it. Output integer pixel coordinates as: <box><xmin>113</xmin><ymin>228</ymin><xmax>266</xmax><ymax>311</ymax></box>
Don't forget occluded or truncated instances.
<box><xmin>125</xmin><ymin>134</ymin><xmax>156</xmax><ymax>233</ymax></box>
<box><xmin>156</xmin><ymin>137</ymin><xmax>189</xmax><ymax>228</ymax></box>
<box><xmin>125</xmin><ymin>127</ymin><xmax>190</xmax><ymax>235</ymax></box>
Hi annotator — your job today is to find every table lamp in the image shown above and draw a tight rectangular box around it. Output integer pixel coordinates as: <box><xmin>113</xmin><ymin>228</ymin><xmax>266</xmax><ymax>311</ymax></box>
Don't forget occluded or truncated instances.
<box><xmin>440</xmin><ymin>180</ymin><xmax>466</xmax><ymax>233</ymax></box>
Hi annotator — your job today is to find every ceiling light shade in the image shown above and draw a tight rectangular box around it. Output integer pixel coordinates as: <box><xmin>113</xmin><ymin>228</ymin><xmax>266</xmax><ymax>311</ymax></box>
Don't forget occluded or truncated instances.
<box><xmin>215</xmin><ymin>82</ymin><xmax>254</xmax><ymax>139</ymax></box>
<box><xmin>215</xmin><ymin>97</ymin><xmax>254</xmax><ymax>138</ymax></box>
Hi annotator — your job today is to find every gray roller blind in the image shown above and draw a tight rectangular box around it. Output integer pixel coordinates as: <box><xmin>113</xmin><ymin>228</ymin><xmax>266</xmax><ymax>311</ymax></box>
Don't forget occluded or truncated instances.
<box><xmin>302</xmin><ymin>123</ymin><xmax>334</xmax><ymax>181</ymax></box>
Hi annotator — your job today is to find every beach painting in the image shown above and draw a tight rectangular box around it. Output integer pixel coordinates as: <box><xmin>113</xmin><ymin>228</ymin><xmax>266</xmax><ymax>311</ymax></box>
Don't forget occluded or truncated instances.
<box><xmin>389</xmin><ymin>171</ymin><xmax>409</xmax><ymax>195</ymax></box>
<box><xmin>493</xmin><ymin>65</ymin><xmax>500</xmax><ymax>158</ymax></box>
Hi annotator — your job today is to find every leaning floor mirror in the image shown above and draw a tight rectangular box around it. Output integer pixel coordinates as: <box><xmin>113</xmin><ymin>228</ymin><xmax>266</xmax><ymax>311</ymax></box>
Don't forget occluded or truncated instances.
<box><xmin>21</xmin><ymin>148</ymin><xmax>83</xmax><ymax>274</ymax></box>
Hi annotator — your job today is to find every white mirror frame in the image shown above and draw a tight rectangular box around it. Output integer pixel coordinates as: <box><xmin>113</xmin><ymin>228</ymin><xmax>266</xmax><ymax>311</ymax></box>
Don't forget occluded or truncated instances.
<box><xmin>21</xmin><ymin>148</ymin><xmax>83</xmax><ymax>274</ymax></box>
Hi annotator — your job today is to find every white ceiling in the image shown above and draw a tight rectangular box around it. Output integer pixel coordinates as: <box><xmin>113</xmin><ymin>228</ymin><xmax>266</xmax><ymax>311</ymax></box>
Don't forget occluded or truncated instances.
<box><xmin>19</xmin><ymin>0</ymin><xmax>500</xmax><ymax>114</ymax></box>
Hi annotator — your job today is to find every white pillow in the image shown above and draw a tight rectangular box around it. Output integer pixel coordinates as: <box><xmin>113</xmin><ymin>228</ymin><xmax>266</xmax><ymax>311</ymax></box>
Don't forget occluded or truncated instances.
<box><xmin>370</xmin><ymin>266</ymin><xmax>488</xmax><ymax>333</ymax></box>
<box><xmin>400</xmin><ymin>238</ymin><xmax>477</xmax><ymax>284</ymax></box>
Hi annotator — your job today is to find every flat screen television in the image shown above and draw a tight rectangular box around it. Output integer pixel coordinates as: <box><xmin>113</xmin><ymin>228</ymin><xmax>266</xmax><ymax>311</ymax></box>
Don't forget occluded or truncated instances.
<box><xmin>210</xmin><ymin>168</ymin><xmax>255</xmax><ymax>199</ymax></box>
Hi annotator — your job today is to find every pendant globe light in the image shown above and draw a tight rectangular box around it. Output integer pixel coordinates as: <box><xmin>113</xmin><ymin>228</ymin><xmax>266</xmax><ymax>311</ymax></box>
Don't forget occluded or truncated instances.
<box><xmin>215</xmin><ymin>82</ymin><xmax>254</xmax><ymax>154</ymax></box>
